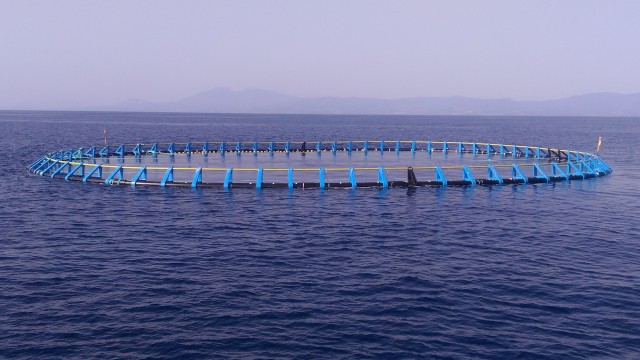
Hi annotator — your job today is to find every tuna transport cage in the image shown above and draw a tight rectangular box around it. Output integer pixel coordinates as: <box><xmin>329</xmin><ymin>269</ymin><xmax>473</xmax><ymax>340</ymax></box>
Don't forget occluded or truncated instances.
<box><xmin>28</xmin><ymin>140</ymin><xmax>612</xmax><ymax>189</ymax></box>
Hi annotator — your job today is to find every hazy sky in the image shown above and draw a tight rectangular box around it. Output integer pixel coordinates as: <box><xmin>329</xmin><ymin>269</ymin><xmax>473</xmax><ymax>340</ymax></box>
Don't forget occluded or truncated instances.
<box><xmin>1</xmin><ymin>0</ymin><xmax>639</xmax><ymax>108</ymax></box>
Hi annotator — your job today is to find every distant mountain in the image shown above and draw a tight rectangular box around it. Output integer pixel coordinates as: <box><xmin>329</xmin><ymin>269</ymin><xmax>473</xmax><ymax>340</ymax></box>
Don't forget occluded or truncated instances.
<box><xmin>108</xmin><ymin>88</ymin><xmax>640</xmax><ymax>116</ymax></box>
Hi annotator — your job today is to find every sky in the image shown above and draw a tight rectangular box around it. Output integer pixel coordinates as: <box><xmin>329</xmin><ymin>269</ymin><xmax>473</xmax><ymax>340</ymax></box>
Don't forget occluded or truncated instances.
<box><xmin>1</xmin><ymin>0</ymin><xmax>639</xmax><ymax>109</ymax></box>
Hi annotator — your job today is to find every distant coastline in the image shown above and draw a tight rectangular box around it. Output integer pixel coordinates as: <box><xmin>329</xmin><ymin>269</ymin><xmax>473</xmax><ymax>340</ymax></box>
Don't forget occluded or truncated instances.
<box><xmin>4</xmin><ymin>88</ymin><xmax>640</xmax><ymax>117</ymax></box>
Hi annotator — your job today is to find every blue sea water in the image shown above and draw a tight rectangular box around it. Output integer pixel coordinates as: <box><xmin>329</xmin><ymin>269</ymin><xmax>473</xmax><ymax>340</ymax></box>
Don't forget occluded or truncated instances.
<box><xmin>1</xmin><ymin>111</ymin><xmax>639</xmax><ymax>359</ymax></box>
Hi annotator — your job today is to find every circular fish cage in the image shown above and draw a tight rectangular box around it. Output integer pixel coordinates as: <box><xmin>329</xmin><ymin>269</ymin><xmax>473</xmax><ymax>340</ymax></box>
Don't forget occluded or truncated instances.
<box><xmin>28</xmin><ymin>140</ymin><xmax>612</xmax><ymax>189</ymax></box>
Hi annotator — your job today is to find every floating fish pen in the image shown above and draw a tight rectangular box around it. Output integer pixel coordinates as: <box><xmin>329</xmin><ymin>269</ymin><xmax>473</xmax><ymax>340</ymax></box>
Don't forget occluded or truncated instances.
<box><xmin>28</xmin><ymin>140</ymin><xmax>612</xmax><ymax>189</ymax></box>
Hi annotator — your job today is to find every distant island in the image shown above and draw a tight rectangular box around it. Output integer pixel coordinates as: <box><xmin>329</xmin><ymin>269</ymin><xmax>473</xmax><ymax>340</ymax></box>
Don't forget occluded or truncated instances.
<box><xmin>100</xmin><ymin>88</ymin><xmax>640</xmax><ymax>117</ymax></box>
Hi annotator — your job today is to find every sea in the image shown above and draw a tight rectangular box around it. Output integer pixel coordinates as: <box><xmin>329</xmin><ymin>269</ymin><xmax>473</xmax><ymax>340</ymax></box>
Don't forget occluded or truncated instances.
<box><xmin>1</xmin><ymin>111</ymin><xmax>639</xmax><ymax>359</ymax></box>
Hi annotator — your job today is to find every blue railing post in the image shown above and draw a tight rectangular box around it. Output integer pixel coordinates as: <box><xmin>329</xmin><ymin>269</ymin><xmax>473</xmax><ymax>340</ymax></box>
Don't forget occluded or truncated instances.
<box><xmin>131</xmin><ymin>166</ymin><xmax>147</xmax><ymax>187</ymax></box>
<box><xmin>435</xmin><ymin>166</ymin><xmax>447</xmax><ymax>187</ymax></box>
<box><xmin>99</xmin><ymin>146</ymin><xmax>110</xmax><ymax>157</ymax></box>
<box><xmin>160</xmin><ymin>167</ymin><xmax>174</xmax><ymax>186</ymax></box>
<box><xmin>83</xmin><ymin>147</ymin><xmax>96</xmax><ymax>158</ymax></box>
<box><xmin>319</xmin><ymin>168</ymin><xmax>326</xmax><ymax>189</ymax></box>
<box><xmin>28</xmin><ymin>156</ymin><xmax>46</xmax><ymax>171</ymax></box>
<box><xmin>377</xmin><ymin>166</ymin><xmax>388</xmax><ymax>188</ymax></box>
<box><xmin>349</xmin><ymin>167</ymin><xmax>357</xmax><ymax>189</ymax></box>
<box><xmin>104</xmin><ymin>165</ymin><xmax>124</xmax><ymax>185</ymax></box>
<box><xmin>347</xmin><ymin>141</ymin><xmax>352</xmax><ymax>155</ymax></box>
<box><xmin>219</xmin><ymin>142</ymin><xmax>225</xmax><ymax>156</ymax></box>
<box><xmin>364</xmin><ymin>140</ymin><xmax>369</xmax><ymax>156</ymax></box>
<box><xmin>411</xmin><ymin>141</ymin><xmax>416</xmax><ymax>155</ymax></box>
<box><xmin>50</xmin><ymin>161</ymin><xmax>70</xmax><ymax>177</ymax></box>
<box><xmin>40</xmin><ymin>160</ymin><xmax>60</xmax><ymax>176</ymax></box>
<box><xmin>395</xmin><ymin>141</ymin><xmax>400</xmax><ymax>154</ymax></box>
<box><xmin>256</xmin><ymin>168</ymin><xmax>263</xmax><ymax>189</ymax></box>
<box><xmin>148</xmin><ymin>143</ymin><xmax>158</xmax><ymax>155</ymax></box>
<box><xmin>533</xmin><ymin>163</ymin><xmax>550</xmax><ymax>182</ymax></box>
<box><xmin>82</xmin><ymin>164</ymin><xmax>103</xmax><ymax>182</ymax></box>
<box><xmin>551</xmin><ymin>162</ymin><xmax>568</xmax><ymax>180</ymax></box>
<box><xmin>288</xmin><ymin>168</ymin><xmax>294</xmax><ymax>189</ymax></box>
<box><xmin>487</xmin><ymin>164</ymin><xmax>503</xmax><ymax>185</ymax></box>
<box><xmin>191</xmin><ymin>167</ymin><xmax>203</xmax><ymax>188</ymax></box>
<box><xmin>462</xmin><ymin>165</ymin><xmax>476</xmax><ymax>186</ymax></box>
<box><xmin>568</xmin><ymin>161</ymin><xmax>585</xmax><ymax>179</ymax></box>
<box><xmin>64</xmin><ymin>162</ymin><xmax>84</xmax><ymax>180</ymax></box>
<box><xmin>510</xmin><ymin>164</ymin><xmax>527</xmax><ymax>183</ymax></box>
<box><xmin>224</xmin><ymin>168</ymin><xmax>233</xmax><ymax>189</ymax></box>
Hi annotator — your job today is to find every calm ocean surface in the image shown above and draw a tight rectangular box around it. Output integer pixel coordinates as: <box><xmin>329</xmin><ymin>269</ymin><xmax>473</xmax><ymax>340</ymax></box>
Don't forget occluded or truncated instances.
<box><xmin>1</xmin><ymin>111</ymin><xmax>639</xmax><ymax>359</ymax></box>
